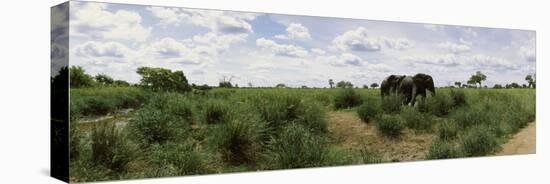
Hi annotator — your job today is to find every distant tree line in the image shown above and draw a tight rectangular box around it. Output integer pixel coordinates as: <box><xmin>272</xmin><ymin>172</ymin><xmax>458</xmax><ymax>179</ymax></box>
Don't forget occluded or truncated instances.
<box><xmin>452</xmin><ymin>71</ymin><xmax>535</xmax><ymax>89</ymax></box>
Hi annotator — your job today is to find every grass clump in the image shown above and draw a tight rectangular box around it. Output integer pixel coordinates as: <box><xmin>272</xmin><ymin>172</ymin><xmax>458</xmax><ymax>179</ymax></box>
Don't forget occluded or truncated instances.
<box><xmin>333</xmin><ymin>88</ymin><xmax>362</xmax><ymax>109</ymax></box>
<box><xmin>358</xmin><ymin>144</ymin><xmax>383</xmax><ymax>164</ymax></box>
<box><xmin>148</xmin><ymin>141</ymin><xmax>211</xmax><ymax>176</ymax></box>
<box><xmin>427</xmin><ymin>94</ymin><xmax>453</xmax><ymax>117</ymax></box>
<box><xmin>400</xmin><ymin>106</ymin><xmax>433</xmax><ymax>132</ymax></box>
<box><xmin>203</xmin><ymin>99</ymin><xmax>231</xmax><ymax>124</ymax></box>
<box><xmin>381</xmin><ymin>95</ymin><xmax>402</xmax><ymax>114</ymax></box>
<box><xmin>266</xmin><ymin>123</ymin><xmax>329</xmax><ymax>169</ymax></box>
<box><xmin>426</xmin><ymin>140</ymin><xmax>460</xmax><ymax>160</ymax></box>
<box><xmin>357</xmin><ymin>102</ymin><xmax>379</xmax><ymax>123</ymax></box>
<box><xmin>461</xmin><ymin>125</ymin><xmax>499</xmax><ymax>156</ymax></box>
<box><xmin>438</xmin><ymin>120</ymin><xmax>458</xmax><ymax>141</ymax></box>
<box><xmin>90</xmin><ymin>126</ymin><xmax>137</xmax><ymax>172</ymax></box>
<box><xmin>375</xmin><ymin>115</ymin><xmax>405</xmax><ymax>138</ymax></box>
<box><xmin>450</xmin><ymin>90</ymin><xmax>466</xmax><ymax>107</ymax></box>
<box><xmin>450</xmin><ymin>106</ymin><xmax>491</xmax><ymax>129</ymax></box>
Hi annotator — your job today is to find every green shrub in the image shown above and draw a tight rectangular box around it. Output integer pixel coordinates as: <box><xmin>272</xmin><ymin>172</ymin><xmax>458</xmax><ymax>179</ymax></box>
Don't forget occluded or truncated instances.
<box><xmin>438</xmin><ymin>120</ymin><xmax>458</xmax><ymax>141</ymax></box>
<box><xmin>266</xmin><ymin>123</ymin><xmax>328</xmax><ymax>169</ymax></box>
<box><xmin>70</xmin><ymin>125</ymin><xmax>81</xmax><ymax>160</ymax></box>
<box><xmin>357</xmin><ymin>102</ymin><xmax>379</xmax><ymax>123</ymax></box>
<box><xmin>427</xmin><ymin>94</ymin><xmax>453</xmax><ymax>116</ymax></box>
<box><xmin>333</xmin><ymin>88</ymin><xmax>362</xmax><ymax>109</ymax></box>
<box><xmin>375</xmin><ymin>115</ymin><xmax>405</xmax><ymax>138</ymax></box>
<box><xmin>148</xmin><ymin>141</ymin><xmax>210</xmax><ymax>175</ymax></box>
<box><xmin>128</xmin><ymin>95</ymin><xmax>189</xmax><ymax>145</ymax></box>
<box><xmin>167</xmin><ymin>97</ymin><xmax>195</xmax><ymax>122</ymax></box>
<box><xmin>450</xmin><ymin>107</ymin><xmax>491</xmax><ymax>129</ymax></box>
<box><xmin>381</xmin><ymin>95</ymin><xmax>402</xmax><ymax>114</ymax></box>
<box><xmin>400</xmin><ymin>107</ymin><xmax>433</xmax><ymax>132</ymax></box>
<box><xmin>462</xmin><ymin>126</ymin><xmax>499</xmax><ymax>156</ymax></box>
<box><xmin>450</xmin><ymin>90</ymin><xmax>466</xmax><ymax>107</ymax></box>
<box><xmin>416</xmin><ymin>97</ymin><xmax>430</xmax><ymax>113</ymax></box>
<box><xmin>90</xmin><ymin>126</ymin><xmax>137</xmax><ymax>172</ymax></box>
<box><xmin>70</xmin><ymin>65</ymin><xmax>95</xmax><ymax>88</ymax></box>
<box><xmin>204</xmin><ymin>100</ymin><xmax>231</xmax><ymax>124</ymax></box>
<box><xmin>300</xmin><ymin>103</ymin><xmax>328</xmax><ymax>134</ymax></box>
<box><xmin>426</xmin><ymin>140</ymin><xmax>460</xmax><ymax>159</ymax></box>
<box><xmin>210</xmin><ymin>116</ymin><xmax>266</xmax><ymax>164</ymax></box>
<box><xmin>136</xmin><ymin>67</ymin><xmax>192</xmax><ymax>93</ymax></box>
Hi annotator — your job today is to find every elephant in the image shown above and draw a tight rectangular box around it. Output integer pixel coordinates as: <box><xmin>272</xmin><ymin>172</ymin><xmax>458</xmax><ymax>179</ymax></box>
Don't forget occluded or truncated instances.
<box><xmin>380</xmin><ymin>75</ymin><xmax>406</xmax><ymax>97</ymax></box>
<box><xmin>397</xmin><ymin>73</ymin><xmax>436</xmax><ymax>106</ymax></box>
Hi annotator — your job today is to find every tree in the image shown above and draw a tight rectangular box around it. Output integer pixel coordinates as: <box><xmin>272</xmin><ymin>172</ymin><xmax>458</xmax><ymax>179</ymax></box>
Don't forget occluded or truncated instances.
<box><xmin>525</xmin><ymin>75</ymin><xmax>535</xmax><ymax>88</ymax></box>
<box><xmin>219</xmin><ymin>76</ymin><xmax>234</xmax><ymax>88</ymax></box>
<box><xmin>94</xmin><ymin>73</ymin><xmax>114</xmax><ymax>85</ymax></box>
<box><xmin>362</xmin><ymin>84</ymin><xmax>369</xmax><ymax>89</ymax></box>
<box><xmin>275</xmin><ymin>83</ymin><xmax>287</xmax><ymax>88</ymax></box>
<box><xmin>248</xmin><ymin>82</ymin><xmax>253</xmax><ymax>88</ymax></box>
<box><xmin>329</xmin><ymin>79</ymin><xmax>335</xmax><ymax>88</ymax></box>
<box><xmin>336</xmin><ymin>81</ymin><xmax>353</xmax><ymax>88</ymax></box>
<box><xmin>370</xmin><ymin>83</ymin><xmax>379</xmax><ymax>88</ymax></box>
<box><xmin>454</xmin><ymin>81</ymin><xmax>462</xmax><ymax>88</ymax></box>
<box><xmin>467</xmin><ymin>78</ymin><xmax>477</xmax><ymax>88</ymax></box>
<box><xmin>493</xmin><ymin>84</ymin><xmax>503</xmax><ymax>89</ymax></box>
<box><xmin>469</xmin><ymin>71</ymin><xmax>487</xmax><ymax>88</ymax></box>
<box><xmin>301</xmin><ymin>85</ymin><xmax>308</xmax><ymax>89</ymax></box>
<box><xmin>506</xmin><ymin>83</ymin><xmax>520</xmax><ymax>88</ymax></box>
<box><xmin>136</xmin><ymin>67</ymin><xmax>191</xmax><ymax>93</ymax></box>
<box><xmin>70</xmin><ymin>66</ymin><xmax>94</xmax><ymax>88</ymax></box>
<box><xmin>113</xmin><ymin>80</ymin><xmax>130</xmax><ymax>87</ymax></box>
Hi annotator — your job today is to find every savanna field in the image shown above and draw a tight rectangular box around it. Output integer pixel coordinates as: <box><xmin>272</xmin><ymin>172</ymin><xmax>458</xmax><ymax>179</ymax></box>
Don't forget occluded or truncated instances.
<box><xmin>68</xmin><ymin>83</ymin><xmax>535</xmax><ymax>182</ymax></box>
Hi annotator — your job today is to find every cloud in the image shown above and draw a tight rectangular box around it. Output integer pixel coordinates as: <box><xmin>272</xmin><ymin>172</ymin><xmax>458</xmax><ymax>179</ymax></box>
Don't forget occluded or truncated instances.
<box><xmin>190</xmin><ymin>32</ymin><xmax>247</xmax><ymax>53</ymax></box>
<box><xmin>324</xmin><ymin>53</ymin><xmax>365</xmax><ymax>67</ymax></box>
<box><xmin>70</xmin><ymin>2</ymin><xmax>151</xmax><ymax>42</ymax></box>
<box><xmin>469</xmin><ymin>54</ymin><xmax>517</xmax><ymax>69</ymax></box>
<box><xmin>311</xmin><ymin>48</ymin><xmax>326</xmax><ymax>55</ymax></box>
<box><xmin>382</xmin><ymin>37</ymin><xmax>413</xmax><ymax>50</ymax></box>
<box><xmin>142</xmin><ymin>38</ymin><xmax>212</xmax><ymax>65</ymax></box>
<box><xmin>438</xmin><ymin>41</ymin><xmax>471</xmax><ymax>54</ymax></box>
<box><xmin>256</xmin><ymin>38</ymin><xmax>309</xmax><ymax>58</ymax></box>
<box><xmin>75</xmin><ymin>41</ymin><xmax>133</xmax><ymax>58</ymax></box>
<box><xmin>147</xmin><ymin>6</ymin><xmax>256</xmax><ymax>34</ymax></box>
<box><xmin>275</xmin><ymin>23</ymin><xmax>311</xmax><ymax>40</ymax></box>
<box><xmin>332</xmin><ymin>27</ymin><xmax>381</xmax><ymax>52</ymax></box>
<box><xmin>401</xmin><ymin>54</ymin><xmax>460</xmax><ymax>66</ymax></box>
<box><xmin>519</xmin><ymin>46</ymin><xmax>535</xmax><ymax>62</ymax></box>
<box><xmin>423</xmin><ymin>24</ymin><xmax>444</xmax><ymax>31</ymax></box>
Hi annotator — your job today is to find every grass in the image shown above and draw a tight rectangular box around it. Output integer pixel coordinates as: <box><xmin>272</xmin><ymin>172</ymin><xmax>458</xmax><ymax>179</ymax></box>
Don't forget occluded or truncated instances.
<box><xmin>69</xmin><ymin>86</ymin><xmax>535</xmax><ymax>182</ymax></box>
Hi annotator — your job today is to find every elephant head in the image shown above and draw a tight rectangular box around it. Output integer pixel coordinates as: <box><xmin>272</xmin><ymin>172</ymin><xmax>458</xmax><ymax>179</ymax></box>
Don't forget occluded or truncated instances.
<box><xmin>381</xmin><ymin>75</ymin><xmax>405</xmax><ymax>97</ymax></box>
<box><xmin>413</xmin><ymin>73</ymin><xmax>435</xmax><ymax>97</ymax></box>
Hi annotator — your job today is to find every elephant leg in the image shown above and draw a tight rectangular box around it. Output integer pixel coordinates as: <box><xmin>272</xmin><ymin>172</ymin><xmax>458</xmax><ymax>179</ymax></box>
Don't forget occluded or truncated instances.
<box><xmin>410</xmin><ymin>85</ymin><xmax>418</xmax><ymax>106</ymax></box>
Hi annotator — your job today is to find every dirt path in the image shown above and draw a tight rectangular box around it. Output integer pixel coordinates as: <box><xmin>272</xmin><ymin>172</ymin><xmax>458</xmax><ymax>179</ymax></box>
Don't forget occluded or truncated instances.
<box><xmin>497</xmin><ymin>122</ymin><xmax>536</xmax><ymax>155</ymax></box>
<box><xmin>326</xmin><ymin>111</ymin><xmax>436</xmax><ymax>162</ymax></box>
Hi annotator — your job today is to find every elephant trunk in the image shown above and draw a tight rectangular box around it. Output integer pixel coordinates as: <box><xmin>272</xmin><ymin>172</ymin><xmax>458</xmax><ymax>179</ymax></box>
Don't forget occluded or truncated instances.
<box><xmin>429</xmin><ymin>86</ymin><xmax>436</xmax><ymax>96</ymax></box>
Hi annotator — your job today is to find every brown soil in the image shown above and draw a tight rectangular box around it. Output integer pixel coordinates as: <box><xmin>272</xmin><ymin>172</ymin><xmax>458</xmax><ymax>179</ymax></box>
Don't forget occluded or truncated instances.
<box><xmin>497</xmin><ymin>122</ymin><xmax>536</xmax><ymax>156</ymax></box>
<box><xmin>327</xmin><ymin>110</ymin><xmax>436</xmax><ymax>162</ymax></box>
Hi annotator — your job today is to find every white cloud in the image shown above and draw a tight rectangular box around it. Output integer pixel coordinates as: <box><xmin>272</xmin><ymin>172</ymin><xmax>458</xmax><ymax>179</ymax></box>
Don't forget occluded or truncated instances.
<box><xmin>423</xmin><ymin>24</ymin><xmax>444</xmax><ymax>31</ymax></box>
<box><xmin>75</xmin><ymin>41</ymin><xmax>133</xmax><ymax>58</ymax></box>
<box><xmin>469</xmin><ymin>54</ymin><xmax>517</xmax><ymax>69</ymax></box>
<box><xmin>401</xmin><ymin>54</ymin><xmax>460</xmax><ymax>66</ymax></box>
<box><xmin>311</xmin><ymin>48</ymin><xmax>326</xmax><ymax>55</ymax></box>
<box><xmin>332</xmin><ymin>27</ymin><xmax>382</xmax><ymax>52</ymax></box>
<box><xmin>382</xmin><ymin>37</ymin><xmax>413</xmax><ymax>50</ymax></box>
<box><xmin>256</xmin><ymin>38</ymin><xmax>309</xmax><ymax>58</ymax></box>
<box><xmin>438</xmin><ymin>41</ymin><xmax>471</xmax><ymax>54</ymax></box>
<box><xmin>519</xmin><ymin>46</ymin><xmax>535</xmax><ymax>62</ymax></box>
<box><xmin>275</xmin><ymin>23</ymin><xmax>311</xmax><ymax>40</ymax></box>
<box><xmin>190</xmin><ymin>32</ymin><xmax>248</xmax><ymax>53</ymax></box>
<box><xmin>141</xmin><ymin>38</ymin><xmax>213</xmax><ymax>65</ymax></box>
<box><xmin>147</xmin><ymin>7</ymin><xmax>256</xmax><ymax>34</ymax></box>
<box><xmin>323</xmin><ymin>53</ymin><xmax>365</xmax><ymax>67</ymax></box>
<box><xmin>70</xmin><ymin>2</ymin><xmax>151</xmax><ymax>42</ymax></box>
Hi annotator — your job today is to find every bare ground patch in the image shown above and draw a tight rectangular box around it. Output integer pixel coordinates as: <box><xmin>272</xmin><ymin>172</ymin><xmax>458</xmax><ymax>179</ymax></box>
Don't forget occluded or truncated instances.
<box><xmin>327</xmin><ymin>110</ymin><xmax>436</xmax><ymax>162</ymax></box>
<box><xmin>497</xmin><ymin>122</ymin><xmax>536</xmax><ymax>156</ymax></box>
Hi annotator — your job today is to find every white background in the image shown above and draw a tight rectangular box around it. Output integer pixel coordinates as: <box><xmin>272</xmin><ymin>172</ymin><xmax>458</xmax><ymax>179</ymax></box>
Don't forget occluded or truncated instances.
<box><xmin>0</xmin><ymin>0</ymin><xmax>547</xmax><ymax>183</ymax></box>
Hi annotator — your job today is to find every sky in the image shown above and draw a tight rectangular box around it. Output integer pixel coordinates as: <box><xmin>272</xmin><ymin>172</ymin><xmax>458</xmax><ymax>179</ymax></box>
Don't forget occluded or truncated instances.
<box><xmin>57</xmin><ymin>1</ymin><xmax>536</xmax><ymax>87</ymax></box>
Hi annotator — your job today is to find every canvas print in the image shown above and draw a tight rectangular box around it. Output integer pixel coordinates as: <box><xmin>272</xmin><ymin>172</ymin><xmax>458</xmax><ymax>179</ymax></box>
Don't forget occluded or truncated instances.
<box><xmin>51</xmin><ymin>1</ymin><xmax>536</xmax><ymax>183</ymax></box>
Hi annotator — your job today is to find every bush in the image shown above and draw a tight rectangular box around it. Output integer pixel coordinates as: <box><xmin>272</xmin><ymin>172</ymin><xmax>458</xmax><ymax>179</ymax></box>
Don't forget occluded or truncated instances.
<box><xmin>167</xmin><ymin>97</ymin><xmax>195</xmax><ymax>122</ymax></box>
<box><xmin>462</xmin><ymin>126</ymin><xmax>499</xmax><ymax>156</ymax></box>
<box><xmin>450</xmin><ymin>107</ymin><xmax>491</xmax><ymax>129</ymax></box>
<box><xmin>438</xmin><ymin>120</ymin><xmax>458</xmax><ymax>141</ymax></box>
<box><xmin>148</xmin><ymin>141</ymin><xmax>210</xmax><ymax>175</ymax></box>
<box><xmin>381</xmin><ymin>95</ymin><xmax>402</xmax><ymax>114</ymax></box>
<box><xmin>300</xmin><ymin>103</ymin><xmax>328</xmax><ymax>134</ymax></box>
<box><xmin>358</xmin><ymin>144</ymin><xmax>383</xmax><ymax>164</ymax></box>
<box><xmin>203</xmin><ymin>100</ymin><xmax>231</xmax><ymax>124</ymax></box>
<box><xmin>416</xmin><ymin>97</ymin><xmax>430</xmax><ymax>113</ymax></box>
<box><xmin>426</xmin><ymin>140</ymin><xmax>460</xmax><ymax>159</ymax></box>
<box><xmin>427</xmin><ymin>94</ymin><xmax>453</xmax><ymax>116</ymax></box>
<box><xmin>266</xmin><ymin>123</ymin><xmax>329</xmax><ymax>169</ymax></box>
<box><xmin>357</xmin><ymin>103</ymin><xmax>379</xmax><ymax>123</ymax></box>
<box><xmin>450</xmin><ymin>90</ymin><xmax>466</xmax><ymax>107</ymax></box>
<box><xmin>375</xmin><ymin>115</ymin><xmax>405</xmax><ymax>138</ymax></box>
<box><xmin>333</xmin><ymin>88</ymin><xmax>362</xmax><ymax>109</ymax></box>
<box><xmin>90</xmin><ymin>126</ymin><xmax>137</xmax><ymax>172</ymax></box>
<box><xmin>136</xmin><ymin>67</ymin><xmax>191</xmax><ymax>93</ymax></box>
<box><xmin>70</xmin><ymin>66</ymin><xmax>95</xmax><ymax>88</ymax></box>
<box><xmin>210</xmin><ymin>116</ymin><xmax>266</xmax><ymax>164</ymax></box>
<box><xmin>128</xmin><ymin>95</ymin><xmax>189</xmax><ymax>145</ymax></box>
<box><xmin>400</xmin><ymin>107</ymin><xmax>433</xmax><ymax>132</ymax></box>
